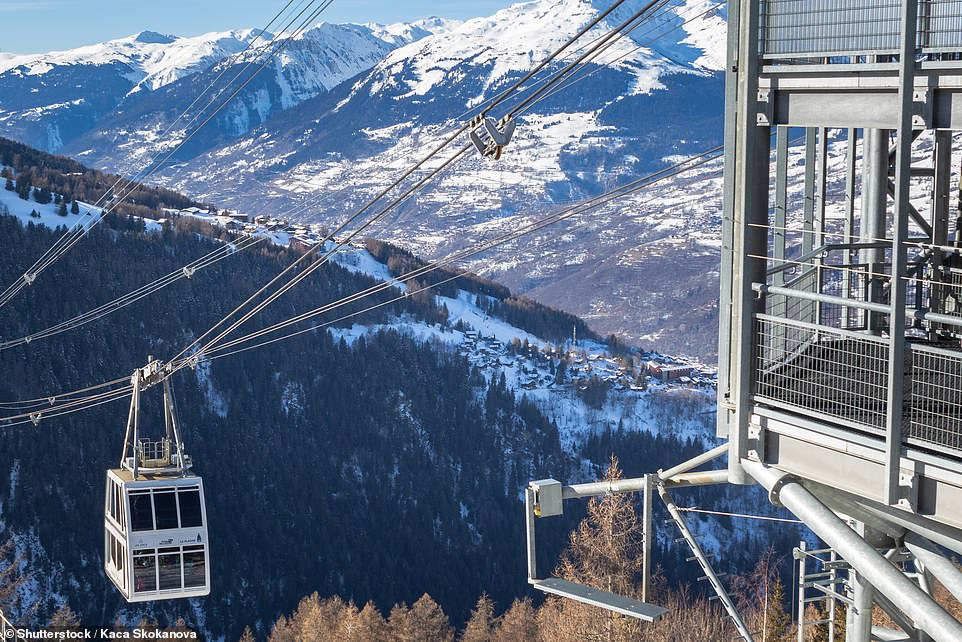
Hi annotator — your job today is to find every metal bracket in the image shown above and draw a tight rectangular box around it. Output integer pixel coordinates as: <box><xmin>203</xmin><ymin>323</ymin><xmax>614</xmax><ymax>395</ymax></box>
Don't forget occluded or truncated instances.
<box><xmin>135</xmin><ymin>358</ymin><xmax>169</xmax><ymax>389</ymax></box>
<box><xmin>747</xmin><ymin>421</ymin><xmax>765</xmax><ymax>462</ymax></box>
<box><xmin>912</xmin><ymin>89</ymin><xmax>932</xmax><ymax>128</ymax></box>
<box><xmin>756</xmin><ymin>89</ymin><xmax>773</xmax><ymax>126</ymax></box>
<box><xmin>897</xmin><ymin>464</ymin><xmax>919</xmax><ymax>511</ymax></box>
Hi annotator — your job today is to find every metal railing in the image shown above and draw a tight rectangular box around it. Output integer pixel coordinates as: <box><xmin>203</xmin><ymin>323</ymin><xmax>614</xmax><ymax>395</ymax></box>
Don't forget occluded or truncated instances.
<box><xmin>1</xmin><ymin>609</ymin><xmax>23</xmax><ymax>639</ymax></box>
<box><xmin>754</xmin><ymin>315</ymin><xmax>890</xmax><ymax>432</ymax></box>
<box><xmin>137</xmin><ymin>438</ymin><xmax>171</xmax><ymax>467</ymax></box>
<box><xmin>759</xmin><ymin>0</ymin><xmax>962</xmax><ymax>62</ymax></box>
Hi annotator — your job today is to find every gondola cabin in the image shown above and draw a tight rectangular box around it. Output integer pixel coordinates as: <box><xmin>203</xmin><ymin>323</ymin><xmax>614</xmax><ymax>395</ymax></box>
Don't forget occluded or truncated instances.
<box><xmin>104</xmin><ymin>467</ymin><xmax>209</xmax><ymax>601</ymax></box>
<box><xmin>105</xmin><ymin>366</ymin><xmax>210</xmax><ymax>602</ymax></box>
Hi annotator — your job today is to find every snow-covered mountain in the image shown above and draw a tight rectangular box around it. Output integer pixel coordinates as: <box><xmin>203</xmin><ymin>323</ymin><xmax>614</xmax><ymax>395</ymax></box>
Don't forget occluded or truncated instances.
<box><xmin>1</xmin><ymin>0</ymin><xmax>729</xmax><ymax>359</ymax></box>
<box><xmin>0</xmin><ymin>19</ymin><xmax>452</xmax><ymax>153</ymax></box>
<box><xmin>148</xmin><ymin>0</ymin><xmax>729</xmax><ymax>358</ymax></box>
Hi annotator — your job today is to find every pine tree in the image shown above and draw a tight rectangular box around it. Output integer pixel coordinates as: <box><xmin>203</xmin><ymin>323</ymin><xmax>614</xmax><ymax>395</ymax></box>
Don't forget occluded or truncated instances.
<box><xmin>461</xmin><ymin>594</ymin><xmax>495</xmax><ymax>642</ymax></box>
<box><xmin>388</xmin><ymin>603</ymin><xmax>414</xmax><ymax>642</ymax></box>
<box><xmin>492</xmin><ymin>598</ymin><xmax>538</xmax><ymax>642</ymax></box>
<box><xmin>71</xmin><ymin>200</ymin><xmax>80</xmax><ymax>215</ymax></box>
<box><xmin>558</xmin><ymin>456</ymin><xmax>643</xmax><ymax>596</ymax></box>
<box><xmin>238</xmin><ymin>626</ymin><xmax>256</xmax><ymax>642</ymax></box>
<box><xmin>58</xmin><ymin>201</ymin><xmax>68</xmax><ymax>216</ymax></box>
<box><xmin>3</xmin><ymin>176</ymin><xmax>12</xmax><ymax>191</ymax></box>
<box><xmin>409</xmin><ymin>594</ymin><xmax>454</xmax><ymax>642</ymax></box>
<box><xmin>763</xmin><ymin>577</ymin><xmax>791</xmax><ymax>642</ymax></box>
<box><xmin>15</xmin><ymin>176</ymin><xmax>30</xmax><ymax>200</ymax></box>
<box><xmin>0</xmin><ymin>539</ymin><xmax>33</xmax><ymax>624</ymax></box>
<box><xmin>544</xmin><ymin>456</ymin><xmax>645</xmax><ymax>642</ymax></box>
<box><xmin>355</xmin><ymin>601</ymin><xmax>388</xmax><ymax>642</ymax></box>
<box><xmin>48</xmin><ymin>604</ymin><xmax>81</xmax><ymax>627</ymax></box>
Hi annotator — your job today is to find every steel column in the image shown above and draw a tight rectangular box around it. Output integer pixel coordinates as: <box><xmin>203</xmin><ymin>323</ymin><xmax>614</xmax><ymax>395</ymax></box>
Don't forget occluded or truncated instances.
<box><xmin>774</xmin><ymin>126</ymin><xmax>789</xmax><ymax>287</ymax></box>
<box><xmin>843</xmin><ymin>128</ymin><xmax>859</xmax><ymax>329</ymax></box>
<box><xmin>930</xmin><ymin>131</ymin><xmax>952</xmax><ymax>340</ymax></box>
<box><xmin>884</xmin><ymin>0</ymin><xmax>919</xmax><ymax>507</ymax></box>
<box><xmin>728</xmin><ymin>0</ymin><xmax>769</xmax><ymax>485</ymax></box>
<box><xmin>862</xmin><ymin>128</ymin><xmax>890</xmax><ymax>334</ymax></box>
<box><xmin>804</xmin><ymin>128</ymin><xmax>818</xmax><ymax>256</ymax></box>
<box><xmin>525</xmin><ymin>487</ymin><xmax>539</xmax><ymax>581</ymax></box>
<box><xmin>716</xmin><ymin>0</ymin><xmax>741</xmax><ymax>440</ymax></box>
<box><xmin>642</xmin><ymin>473</ymin><xmax>653</xmax><ymax>602</ymax></box>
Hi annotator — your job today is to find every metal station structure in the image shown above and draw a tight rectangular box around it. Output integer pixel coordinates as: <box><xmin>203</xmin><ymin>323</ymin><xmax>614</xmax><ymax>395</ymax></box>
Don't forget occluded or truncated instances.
<box><xmin>525</xmin><ymin>2</ymin><xmax>962</xmax><ymax>640</ymax></box>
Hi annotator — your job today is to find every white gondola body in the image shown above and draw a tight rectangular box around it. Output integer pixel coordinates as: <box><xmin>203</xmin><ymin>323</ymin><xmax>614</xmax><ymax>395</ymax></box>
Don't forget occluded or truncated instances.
<box><xmin>104</xmin><ymin>467</ymin><xmax>210</xmax><ymax>602</ymax></box>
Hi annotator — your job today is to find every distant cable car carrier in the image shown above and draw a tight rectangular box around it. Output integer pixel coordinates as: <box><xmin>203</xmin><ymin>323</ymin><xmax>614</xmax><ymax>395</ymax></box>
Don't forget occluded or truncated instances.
<box><xmin>104</xmin><ymin>360</ymin><xmax>210</xmax><ymax>602</ymax></box>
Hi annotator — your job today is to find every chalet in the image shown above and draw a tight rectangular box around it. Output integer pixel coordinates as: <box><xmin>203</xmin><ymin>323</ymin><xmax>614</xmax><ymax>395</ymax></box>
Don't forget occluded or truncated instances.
<box><xmin>289</xmin><ymin>236</ymin><xmax>314</xmax><ymax>253</ymax></box>
<box><xmin>647</xmin><ymin>362</ymin><xmax>694</xmax><ymax>382</ymax></box>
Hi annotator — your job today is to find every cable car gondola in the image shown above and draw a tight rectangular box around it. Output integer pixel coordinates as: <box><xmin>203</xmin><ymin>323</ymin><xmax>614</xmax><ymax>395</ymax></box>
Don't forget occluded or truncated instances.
<box><xmin>104</xmin><ymin>361</ymin><xmax>210</xmax><ymax>602</ymax></box>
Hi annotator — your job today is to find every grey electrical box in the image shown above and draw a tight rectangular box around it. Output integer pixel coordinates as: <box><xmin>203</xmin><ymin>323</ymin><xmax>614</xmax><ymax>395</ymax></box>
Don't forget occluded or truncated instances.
<box><xmin>530</xmin><ymin>478</ymin><xmax>563</xmax><ymax>517</ymax></box>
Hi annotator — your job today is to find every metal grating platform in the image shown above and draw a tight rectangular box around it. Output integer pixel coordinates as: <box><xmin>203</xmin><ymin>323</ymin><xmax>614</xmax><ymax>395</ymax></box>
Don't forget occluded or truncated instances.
<box><xmin>530</xmin><ymin>577</ymin><xmax>668</xmax><ymax>622</ymax></box>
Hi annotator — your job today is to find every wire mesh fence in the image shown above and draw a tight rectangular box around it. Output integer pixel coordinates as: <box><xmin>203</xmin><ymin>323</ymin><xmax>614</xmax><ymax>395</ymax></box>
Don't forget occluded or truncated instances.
<box><xmin>759</xmin><ymin>0</ymin><xmax>962</xmax><ymax>61</ymax></box>
<box><xmin>909</xmin><ymin>343</ymin><xmax>962</xmax><ymax>452</ymax></box>
<box><xmin>754</xmin><ymin>314</ymin><xmax>890</xmax><ymax>432</ymax></box>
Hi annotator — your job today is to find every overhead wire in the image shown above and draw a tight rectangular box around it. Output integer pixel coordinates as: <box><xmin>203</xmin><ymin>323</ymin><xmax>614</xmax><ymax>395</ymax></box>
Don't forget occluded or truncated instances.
<box><xmin>0</xmin><ymin>144</ymin><xmax>723</xmax><ymax>425</ymax></box>
<box><xmin>674</xmin><ymin>506</ymin><xmax>804</xmax><ymax>524</ymax></box>
<box><xmin>164</xmin><ymin>0</ymin><xmax>662</xmax><ymax>364</ymax></box>
<box><xmin>0</xmin><ymin>235</ymin><xmax>265</xmax><ymax>351</ymax></box>
<box><xmin>0</xmin><ymin>376</ymin><xmax>131</xmax><ymax>410</ymax></box>
<box><xmin>0</xmin><ymin>0</ymin><xmax>335</xmax><ymax>311</ymax></box>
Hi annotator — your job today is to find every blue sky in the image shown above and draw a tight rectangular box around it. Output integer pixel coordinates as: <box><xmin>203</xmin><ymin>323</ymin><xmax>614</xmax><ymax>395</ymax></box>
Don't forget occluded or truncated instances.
<box><xmin>0</xmin><ymin>0</ymin><xmax>518</xmax><ymax>54</ymax></box>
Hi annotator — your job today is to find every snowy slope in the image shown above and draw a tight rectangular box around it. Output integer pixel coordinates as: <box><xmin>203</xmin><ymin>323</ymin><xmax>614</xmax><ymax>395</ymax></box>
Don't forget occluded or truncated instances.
<box><xmin>330</xmin><ymin>242</ymin><xmax>717</xmax><ymax>450</ymax></box>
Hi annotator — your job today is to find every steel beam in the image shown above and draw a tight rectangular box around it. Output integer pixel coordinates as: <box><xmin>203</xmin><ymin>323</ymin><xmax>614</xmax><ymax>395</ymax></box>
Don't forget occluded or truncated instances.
<box><xmin>659</xmin><ymin>484</ymin><xmax>755</xmax><ymax>642</ymax></box>
<box><xmin>804</xmin><ymin>480</ymin><xmax>962</xmax><ymax>558</ymax></box>
<box><xmin>657</xmin><ymin>443</ymin><xmax>728</xmax><ymax>481</ymax></box>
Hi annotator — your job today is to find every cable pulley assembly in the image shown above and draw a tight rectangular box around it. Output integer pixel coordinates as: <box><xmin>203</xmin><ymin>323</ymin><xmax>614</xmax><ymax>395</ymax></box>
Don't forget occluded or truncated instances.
<box><xmin>469</xmin><ymin>113</ymin><xmax>516</xmax><ymax>160</ymax></box>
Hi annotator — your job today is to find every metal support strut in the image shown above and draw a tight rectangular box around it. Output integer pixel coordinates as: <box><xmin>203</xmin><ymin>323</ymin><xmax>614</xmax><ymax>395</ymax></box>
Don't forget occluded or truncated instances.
<box><xmin>742</xmin><ymin>460</ymin><xmax>962</xmax><ymax>642</ymax></box>
<box><xmin>659</xmin><ymin>483</ymin><xmax>755</xmax><ymax>642</ymax></box>
<box><xmin>119</xmin><ymin>359</ymin><xmax>190</xmax><ymax>479</ymax></box>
